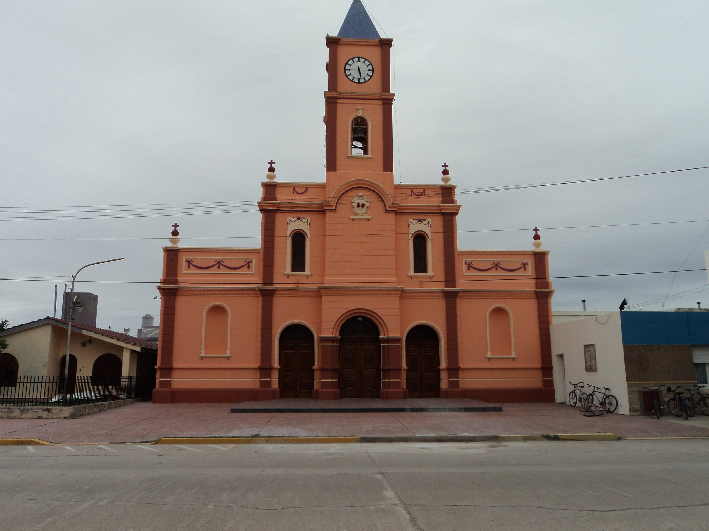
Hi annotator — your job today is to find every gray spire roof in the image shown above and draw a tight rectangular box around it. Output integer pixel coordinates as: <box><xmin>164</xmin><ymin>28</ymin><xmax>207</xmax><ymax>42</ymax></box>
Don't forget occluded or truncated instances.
<box><xmin>337</xmin><ymin>0</ymin><xmax>380</xmax><ymax>39</ymax></box>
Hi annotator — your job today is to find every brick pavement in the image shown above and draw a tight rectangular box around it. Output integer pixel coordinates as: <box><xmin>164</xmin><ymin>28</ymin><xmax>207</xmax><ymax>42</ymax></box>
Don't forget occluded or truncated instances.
<box><xmin>1</xmin><ymin>401</ymin><xmax>709</xmax><ymax>444</ymax></box>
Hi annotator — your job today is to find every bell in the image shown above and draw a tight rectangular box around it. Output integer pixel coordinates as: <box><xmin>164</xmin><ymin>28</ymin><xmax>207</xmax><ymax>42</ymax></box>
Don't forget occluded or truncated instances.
<box><xmin>352</xmin><ymin>126</ymin><xmax>367</xmax><ymax>143</ymax></box>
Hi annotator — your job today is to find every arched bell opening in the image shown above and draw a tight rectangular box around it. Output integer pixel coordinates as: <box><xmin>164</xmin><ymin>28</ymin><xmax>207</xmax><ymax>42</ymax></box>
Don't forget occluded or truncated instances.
<box><xmin>350</xmin><ymin>116</ymin><xmax>369</xmax><ymax>156</ymax></box>
<box><xmin>339</xmin><ymin>316</ymin><xmax>380</xmax><ymax>398</ymax></box>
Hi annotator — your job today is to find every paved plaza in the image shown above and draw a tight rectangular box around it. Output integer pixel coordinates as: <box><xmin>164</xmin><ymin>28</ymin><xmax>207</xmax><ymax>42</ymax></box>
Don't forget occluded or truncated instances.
<box><xmin>1</xmin><ymin>400</ymin><xmax>709</xmax><ymax>444</ymax></box>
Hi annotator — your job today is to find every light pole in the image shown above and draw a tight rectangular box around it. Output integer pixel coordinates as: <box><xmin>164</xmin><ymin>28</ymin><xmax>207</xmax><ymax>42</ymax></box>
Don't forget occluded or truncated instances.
<box><xmin>62</xmin><ymin>258</ymin><xmax>124</xmax><ymax>404</ymax></box>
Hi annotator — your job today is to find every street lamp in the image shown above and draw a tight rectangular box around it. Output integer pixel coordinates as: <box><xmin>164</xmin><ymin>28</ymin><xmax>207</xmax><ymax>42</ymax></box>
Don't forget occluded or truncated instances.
<box><xmin>62</xmin><ymin>258</ymin><xmax>124</xmax><ymax>403</ymax></box>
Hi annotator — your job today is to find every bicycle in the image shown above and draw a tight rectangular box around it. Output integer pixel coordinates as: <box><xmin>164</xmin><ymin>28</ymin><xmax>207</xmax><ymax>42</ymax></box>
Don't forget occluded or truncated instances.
<box><xmin>685</xmin><ymin>386</ymin><xmax>709</xmax><ymax>416</ymax></box>
<box><xmin>598</xmin><ymin>387</ymin><xmax>618</xmax><ymax>414</ymax></box>
<box><xmin>666</xmin><ymin>386</ymin><xmax>695</xmax><ymax>420</ymax></box>
<box><xmin>643</xmin><ymin>385</ymin><xmax>663</xmax><ymax>419</ymax></box>
<box><xmin>579</xmin><ymin>386</ymin><xmax>604</xmax><ymax>416</ymax></box>
<box><xmin>568</xmin><ymin>381</ymin><xmax>586</xmax><ymax>407</ymax></box>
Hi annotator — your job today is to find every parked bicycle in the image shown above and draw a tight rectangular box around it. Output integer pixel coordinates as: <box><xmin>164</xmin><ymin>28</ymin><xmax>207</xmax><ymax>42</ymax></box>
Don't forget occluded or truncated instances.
<box><xmin>685</xmin><ymin>386</ymin><xmax>709</xmax><ymax>416</ymax></box>
<box><xmin>666</xmin><ymin>386</ymin><xmax>695</xmax><ymax>420</ymax></box>
<box><xmin>568</xmin><ymin>381</ymin><xmax>586</xmax><ymax>407</ymax></box>
<box><xmin>579</xmin><ymin>385</ymin><xmax>618</xmax><ymax>415</ymax></box>
<box><xmin>643</xmin><ymin>385</ymin><xmax>663</xmax><ymax>419</ymax></box>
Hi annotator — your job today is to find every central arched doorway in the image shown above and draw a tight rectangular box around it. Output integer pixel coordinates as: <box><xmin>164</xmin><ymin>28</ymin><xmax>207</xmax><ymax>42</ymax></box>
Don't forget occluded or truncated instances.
<box><xmin>279</xmin><ymin>324</ymin><xmax>315</xmax><ymax>398</ymax></box>
<box><xmin>405</xmin><ymin>325</ymin><xmax>440</xmax><ymax>398</ymax></box>
<box><xmin>339</xmin><ymin>316</ymin><xmax>380</xmax><ymax>398</ymax></box>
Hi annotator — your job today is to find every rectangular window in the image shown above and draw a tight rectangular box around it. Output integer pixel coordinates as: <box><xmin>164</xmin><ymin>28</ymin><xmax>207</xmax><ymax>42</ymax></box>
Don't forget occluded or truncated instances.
<box><xmin>584</xmin><ymin>344</ymin><xmax>597</xmax><ymax>372</ymax></box>
<box><xmin>692</xmin><ymin>348</ymin><xmax>709</xmax><ymax>387</ymax></box>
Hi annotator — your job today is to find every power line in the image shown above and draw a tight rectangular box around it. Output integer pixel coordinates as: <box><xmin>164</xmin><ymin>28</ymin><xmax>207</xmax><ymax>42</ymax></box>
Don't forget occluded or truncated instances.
<box><xmin>2</xmin><ymin>218</ymin><xmax>708</xmax><ymax>242</ymax></box>
<box><xmin>629</xmin><ymin>284</ymin><xmax>709</xmax><ymax>309</ymax></box>
<box><xmin>1</xmin><ymin>165</ymin><xmax>705</xmax><ymax>222</ymax></box>
<box><xmin>1</xmin><ymin>268</ymin><xmax>706</xmax><ymax>284</ymax></box>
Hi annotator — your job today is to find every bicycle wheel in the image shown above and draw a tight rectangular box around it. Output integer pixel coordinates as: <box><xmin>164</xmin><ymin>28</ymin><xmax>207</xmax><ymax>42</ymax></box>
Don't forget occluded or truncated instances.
<box><xmin>568</xmin><ymin>391</ymin><xmax>577</xmax><ymax>407</ymax></box>
<box><xmin>667</xmin><ymin>397</ymin><xmax>681</xmax><ymax>417</ymax></box>
<box><xmin>654</xmin><ymin>396</ymin><xmax>662</xmax><ymax>419</ymax></box>
<box><xmin>687</xmin><ymin>400</ymin><xmax>695</xmax><ymax>417</ymax></box>
<box><xmin>579</xmin><ymin>394</ymin><xmax>590</xmax><ymax>412</ymax></box>
<box><xmin>697</xmin><ymin>396</ymin><xmax>709</xmax><ymax>416</ymax></box>
<box><xmin>682</xmin><ymin>401</ymin><xmax>688</xmax><ymax>420</ymax></box>
<box><xmin>603</xmin><ymin>394</ymin><xmax>618</xmax><ymax>414</ymax></box>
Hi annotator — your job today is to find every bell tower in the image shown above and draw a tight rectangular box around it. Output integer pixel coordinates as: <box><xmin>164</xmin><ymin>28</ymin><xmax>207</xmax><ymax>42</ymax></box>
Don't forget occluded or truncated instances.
<box><xmin>325</xmin><ymin>0</ymin><xmax>394</xmax><ymax>191</ymax></box>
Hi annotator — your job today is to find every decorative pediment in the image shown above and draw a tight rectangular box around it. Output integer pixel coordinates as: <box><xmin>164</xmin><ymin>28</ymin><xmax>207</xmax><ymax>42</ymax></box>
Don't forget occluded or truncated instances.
<box><xmin>287</xmin><ymin>217</ymin><xmax>311</xmax><ymax>237</ymax></box>
<box><xmin>409</xmin><ymin>219</ymin><xmax>431</xmax><ymax>238</ymax></box>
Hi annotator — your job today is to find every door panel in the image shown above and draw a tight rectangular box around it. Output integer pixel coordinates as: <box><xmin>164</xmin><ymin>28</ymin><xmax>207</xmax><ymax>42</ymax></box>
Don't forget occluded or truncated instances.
<box><xmin>406</xmin><ymin>340</ymin><xmax>440</xmax><ymax>398</ymax></box>
<box><xmin>279</xmin><ymin>342</ymin><xmax>314</xmax><ymax>398</ymax></box>
<box><xmin>339</xmin><ymin>338</ymin><xmax>380</xmax><ymax>398</ymax></box>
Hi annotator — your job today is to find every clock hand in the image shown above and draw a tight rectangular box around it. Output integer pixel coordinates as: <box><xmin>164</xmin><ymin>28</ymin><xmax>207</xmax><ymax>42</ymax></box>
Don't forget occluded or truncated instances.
<box><xmin>357</xmin><ymin>65</ymin><xmax>362</xmax><ymax>78</ymax></box>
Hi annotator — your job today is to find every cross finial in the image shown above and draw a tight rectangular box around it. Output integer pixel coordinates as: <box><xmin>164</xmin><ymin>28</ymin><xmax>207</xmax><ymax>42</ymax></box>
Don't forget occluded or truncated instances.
<box><xmin>268</xmin><ymin>160</ymin><xmax>276</xmax><ymax>172</ymax></box>
<box><xmin>442</xmin><ymin>162</ymin><xmax>449</xmax><ymax>175</ymax></box>
<box><xmin>171</xmin><ymin>223</ymin><xmax>180</xmax><ymax>237</ymax></box>
<box><xmin>533</xmin><ymin>227</ymin><xmax>541</xmax><ymax>240</ymax></box>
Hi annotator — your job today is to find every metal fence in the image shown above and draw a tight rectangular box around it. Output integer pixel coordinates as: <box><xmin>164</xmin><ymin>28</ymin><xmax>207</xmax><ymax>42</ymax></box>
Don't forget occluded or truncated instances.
<box><xmin>0</xmin><ymin>376</ymin><xmax>151</xmax><ymax>406</ymax></box>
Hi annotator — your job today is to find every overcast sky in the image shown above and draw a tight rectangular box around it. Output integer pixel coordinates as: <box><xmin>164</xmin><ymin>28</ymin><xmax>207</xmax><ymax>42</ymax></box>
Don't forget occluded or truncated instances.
<box><xmin>1</xmin><ymin>0</ymin><xmax>708</xmax><ymax>332</ymax></box>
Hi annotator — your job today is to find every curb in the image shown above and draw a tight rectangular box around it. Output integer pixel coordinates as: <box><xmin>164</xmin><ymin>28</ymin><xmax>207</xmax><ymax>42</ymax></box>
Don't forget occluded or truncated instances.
<box><xmin>9</xmin><ymin>433</ymin><xmax>708</xmax><ymax>445</ymax></box>
<box><xmin>0</xmin><ymin>439</ymin><xmax>50</xmax><ymax>446</ymax></box>
<box><xmin>154</xmin><ymin>436</ymin><xmax>360</xmax><ymax>445</ymax></box>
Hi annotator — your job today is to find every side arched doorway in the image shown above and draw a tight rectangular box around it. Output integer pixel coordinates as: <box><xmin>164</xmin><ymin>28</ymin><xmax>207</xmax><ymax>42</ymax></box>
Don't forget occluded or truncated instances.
<box><xmin>339</xmin><ymin>316</ymin><xmax>380</xmax><ymax>398</ymax></box>
<box><xmin>58</xmin><ymin>354</ymin><xmax>78</xmax><ymax>394</ymax></box>
<box><xmin>405</xmin><ymin>325</ymin><xmax>440</xmax><ymax>398</ymax></box>
<box><xmin>92</xmin><ymin>353</ymin><xmax>122</xmax><ymax>387</ymax></box>
<box><xmin>279</xmin><ymin>324</ymin><xmax>315</xmax><ymax>398</ymax></box>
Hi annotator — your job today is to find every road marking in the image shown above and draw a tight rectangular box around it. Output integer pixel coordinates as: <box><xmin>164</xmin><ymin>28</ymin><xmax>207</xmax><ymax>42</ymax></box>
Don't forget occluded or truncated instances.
<box><xmin>26</xmin><ymin>446</ymin><xmax>36</xmax><ymax>453</ymax></box>
<box><xmin>98</xmin><ymin>445</ymin><xmax>117</xmax><ymax>452</ymax></box>
<box><xmin>208</xmin><ymin>444</ymin><xmax>227</xmax><ymax>450</ymax></box>
<box><xmin>175</xmin><ymin>445</ymin><xmax>202</xmax><ymax>452</ymax></box>
<box><xmin>135</xmin><ymin>444</ymin><xmax>159</xmax><ymax>452</ymax></box>
<box><xmin>64</xmin><ymin>446</ymin><xmax>75</xmax><ymax>453</ymax></box>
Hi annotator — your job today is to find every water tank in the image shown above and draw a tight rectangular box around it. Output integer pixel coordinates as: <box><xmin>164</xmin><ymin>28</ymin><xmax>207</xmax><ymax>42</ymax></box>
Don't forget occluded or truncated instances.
<box><xmin>142</xmin><ymin>314</ymin><xmax>155</xmax><ymax>328</ymax></box>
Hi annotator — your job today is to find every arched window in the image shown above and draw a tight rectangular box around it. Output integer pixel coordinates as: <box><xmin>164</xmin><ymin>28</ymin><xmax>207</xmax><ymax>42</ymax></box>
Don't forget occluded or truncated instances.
<box><xmin>286</xmin><ymin>218</ymin><xmax>311</xmax><ymax>276</ymax></box>
<box><xmin>487</xmin><ymin>306</ymin><xmax>515</xmax><ymax>358</ymax></box>
<box><xmin>351</xmin><ymin>116</ymin><xmax>368</xmax><ymax>156</ymax></box>
<box><xmin>91</xmin><ymin>353</ymin><xmax>122</xmax><ymax>387</ymax></box>
<box><xmin>0</xmin><ymin>353</ymin><xmax>19</xmax><ymax>387</ymax></box>
<box><xmin>408</xmin><ymin>220</ymin><xmax>433</xmax><ymax>276</ymax></box>
<box><xmin>202</xmin><ymin>304</ymin><xmax>230</xmax><ymax>357</ymax></box>
<box><xmin>413</xmin><ymin>233</ymin><xmax>428</xmax><ymax>273</ymax></box>
<box><xmin>291</xmin><ymin>231</ymin><xmax>306</xmax><ymax>273</ymax></box>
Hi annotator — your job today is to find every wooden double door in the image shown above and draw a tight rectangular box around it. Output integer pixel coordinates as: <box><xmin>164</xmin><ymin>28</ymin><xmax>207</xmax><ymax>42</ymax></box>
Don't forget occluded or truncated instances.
<box><xmin>279</xmin><ymin>325</ymin><xmax>315</xmax><ymax>398</ymax></box>
<box><xmin>406</xmin><ymin>325</ymin><xmax>440</xmax><ymax>398</ymax></box>
<box><xmin>339</xmin><ymin>316</ymin><xmax>381</xmax><ymax>398</ymax></box>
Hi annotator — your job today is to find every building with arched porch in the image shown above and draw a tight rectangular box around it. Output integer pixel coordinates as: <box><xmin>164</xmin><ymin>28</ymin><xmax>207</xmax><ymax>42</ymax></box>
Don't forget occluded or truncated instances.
<box><xmin>153</xmin><ymin>0</ymin><xmax>554</xmax><ymax>403</ymax></box>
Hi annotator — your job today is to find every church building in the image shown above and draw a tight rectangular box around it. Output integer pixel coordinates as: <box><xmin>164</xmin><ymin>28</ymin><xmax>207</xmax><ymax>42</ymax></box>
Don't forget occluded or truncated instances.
<box><xmin>153</xmin><ymin>0</ymin><xmax>554</xmax><ymax>403</ymax></box>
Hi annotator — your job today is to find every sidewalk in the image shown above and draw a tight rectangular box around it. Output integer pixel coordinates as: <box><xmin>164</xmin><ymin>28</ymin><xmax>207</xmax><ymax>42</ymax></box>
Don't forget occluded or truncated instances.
<box><xmin>1</xmin><ymin>400</ymin><xmax>709</xmax><ymax>444</ymax></box>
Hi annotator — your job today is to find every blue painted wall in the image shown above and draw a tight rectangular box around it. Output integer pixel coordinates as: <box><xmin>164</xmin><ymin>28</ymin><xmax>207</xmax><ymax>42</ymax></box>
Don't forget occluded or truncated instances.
<box><xmin>620</xmin><ymin>311</ymin><xmax>709</xmax><ymax>345</ymax></box>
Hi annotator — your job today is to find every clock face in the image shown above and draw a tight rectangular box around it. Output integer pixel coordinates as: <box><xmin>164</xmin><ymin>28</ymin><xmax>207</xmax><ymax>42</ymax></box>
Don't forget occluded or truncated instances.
<box><xmin>344</xmin><ymin>57</ymin><xmax>373</xmax><ymax>84</ymax></box>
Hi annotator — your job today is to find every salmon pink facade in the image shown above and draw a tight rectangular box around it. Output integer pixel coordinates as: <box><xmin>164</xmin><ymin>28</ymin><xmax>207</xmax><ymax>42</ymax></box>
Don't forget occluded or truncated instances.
<box><xmin>153</xmin><ymin>1</ymin><xmax>554</xmax><ymax>403</ymax></box>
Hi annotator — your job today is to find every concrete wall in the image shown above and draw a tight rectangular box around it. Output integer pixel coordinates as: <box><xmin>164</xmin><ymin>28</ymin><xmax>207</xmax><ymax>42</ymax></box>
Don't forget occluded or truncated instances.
<box><xmin>2</xmin><ymin>325</ymin><xmax>52</xmax><ymax>376</ymax></box>
<box><xmin>623</xmin><ymin>344</ymin><xmax>696</xmax><ymax>415</ymax></box>
<box><xmin>550</xmin><ymin>312</ymin><xmax>630</xmax><ymax>415</ymax></box>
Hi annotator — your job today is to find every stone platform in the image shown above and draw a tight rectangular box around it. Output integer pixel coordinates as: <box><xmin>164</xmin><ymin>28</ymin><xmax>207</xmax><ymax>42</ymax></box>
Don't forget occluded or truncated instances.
<box><xmin>230</xmin><ymin>398</ymin><xmax>502</xmax><ymax>414</ymax></box>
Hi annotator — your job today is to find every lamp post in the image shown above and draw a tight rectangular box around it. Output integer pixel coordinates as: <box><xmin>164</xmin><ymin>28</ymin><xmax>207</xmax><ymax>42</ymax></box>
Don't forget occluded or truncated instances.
<box><xmin>62</xmin><ymin>258</ymin><xmax>124</xmax><ymax>404</ymax></box>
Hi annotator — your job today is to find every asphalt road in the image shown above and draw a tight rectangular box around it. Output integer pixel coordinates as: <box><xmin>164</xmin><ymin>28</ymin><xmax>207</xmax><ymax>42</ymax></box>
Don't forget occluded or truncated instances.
<box><xmin>2</xmin><ymin>440</ymin><xmax>708</xmax><ymax>530</ymax></box>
